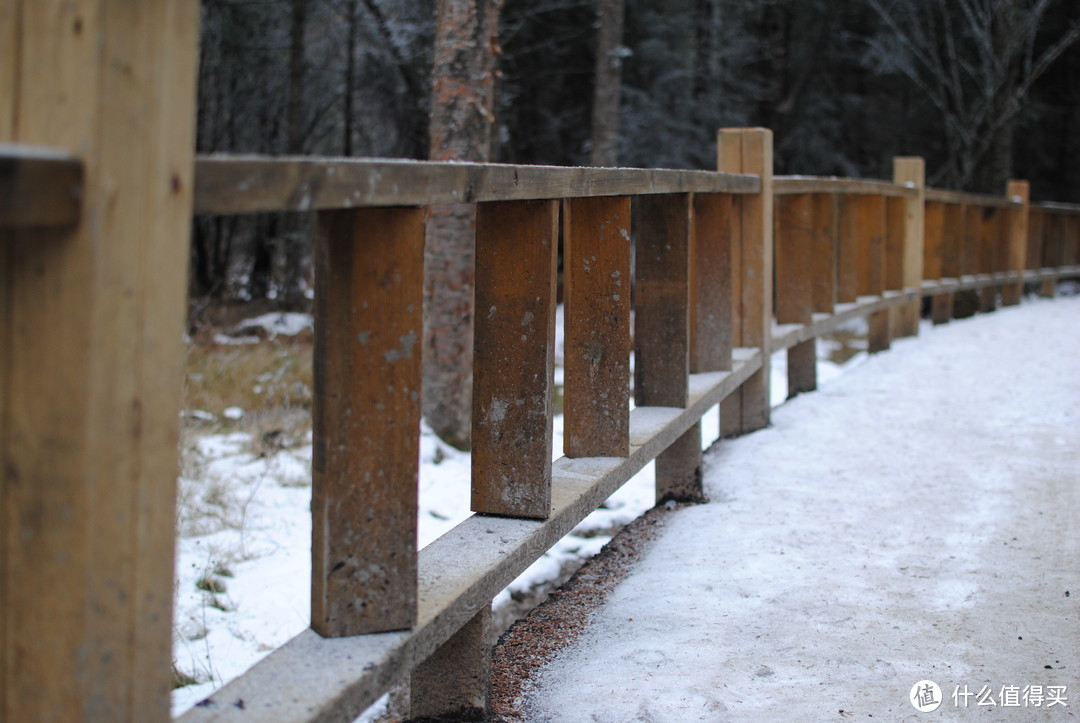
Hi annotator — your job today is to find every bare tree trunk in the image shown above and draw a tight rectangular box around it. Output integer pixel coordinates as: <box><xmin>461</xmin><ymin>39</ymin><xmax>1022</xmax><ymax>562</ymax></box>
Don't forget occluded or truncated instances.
<box><xmin>424</xmin><ymin>0</ymin><xmax>504</xmax><ymax>450</ymax></box>
<box><xmin>343</xmin><ymin>0</ymin><xmax>360</xmax><ymax>156</ymax></box>
<box><xmin>589</xmin><ymin>0</ymin><xmax>625</xmax><ymax>167</ymax></box>
<box><xmin>281</xmin><ymin>0</ymin><xmax>310</xmax><ymax>309</ymax></box>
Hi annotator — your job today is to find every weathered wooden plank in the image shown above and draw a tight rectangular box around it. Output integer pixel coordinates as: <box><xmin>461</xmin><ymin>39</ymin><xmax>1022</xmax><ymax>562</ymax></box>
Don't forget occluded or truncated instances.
<box><xmin>193</xmin><ymin>156</ymin><xmax>760</xmax><ymax>215</ymax></box>
<box><xmin>775</xmin><ymin>194</ymin><xmax>814</xmax><ymax>325</ymax></box>
<box><xmin>2</xmin><ymin>1</ymin><xmax>199</xmax><ymax>720</ymax></box>
<box><xmin>178</xmin><ymin>353</ymin><xmax>763</xmax><ymax>723</ymax></box>
<box><xmin>852</xmin><ymin>195</ymin><xmax>889</xmax><ymax>352</ymax></box>
<box><xmin>634</xmin><ymin>193</ymin><xmax>691</xmax><ymax>408</ymax></box>
<box><xmin>1027</xmin><ymin>208</ymin><xmax>1045</xmax><ymax>270</ymax></box>
<box><xmin>689</xmin><ymin>193</ymin><xmax>733</xmax><ymax>374</ymax></box>
<box><xmin>411</xmin><ymin>605</ymin><xmax>491</xmax><ymax>720</ymax></box>
<box><xmin>837</xmin><ymin>196</ymin><xmax>860</xmax><ymax>304</ymax></box>
<box><xmin>1066</xmin><ymin>215</ymin><xmax>1080</xmax><ymax>265</ymax></box>
<box><xmin>925</xmin><ymin>187</ymin><xmax>1018</xmax><ymax>209</ymax></box>
<box><xmin>961</xmin><ymin>205</ymin><xmax>982</xmax><ymax>278</ymax></box>
<box><xmin>1030</xmin><ymin>200</ymin><xmax>1080</xmax><ymax>215</ymax></box>
<box><xmin>634</xmin><ymin>193</ymin><xmax>698</xmax><ymax>502</ymax></box>
<box><xmin>655</xmin><ymin>424</ymin><xmax>705</xmax><ymax>504</ymax></box>
<box><xmin>563</xmin><ymin>196</ymin><xmax>631</xmax><ymax>458</ymax></box>
<box><xmin>774</xmin><ymin>176</ymin><xmax>915</xmax><ymax>198</ymax></box>
<box><xmin>891</xmin><ymin>157</ymin><xmax>924</xmax><ymax>337</ymax></box>
<box><xmin>472</xmin><ymin>200</ymin><xmax>558</xmax><ymax>519</ymax></box>
<box><xmin>718</xmin><ymin>128</ymin><xmax>773</xmax><ymax>433</ymax></box>
<box><xmin>976</xmin><ymin>206</ymin><xmax>1000</xmax><ymax>312</ymax></box>
<box><xmin>810</xmin><ymin>193</ymin><xmax>838</xmax><ymax>313</ymax></box>
<box><xmin>0</xmin><ymin>145</ymin><xmax>82</xmax><ymax>228</ymax></box>
<box><xmin>720</xmin><ymin>136</ymin><xmax>745</xmax><ymax>438</ymax></box>
<box><xmin>924</xmin><ymin>202</ymin><xmax>950</xmax><ymax>324</ymax></box>
<box><xmin>923</xmin><ymin>201</ymin><xmax>945</xmax><ymax>280</ymax></box>
<box><xmin>311</xmin><ymin>207</ymin><xmax>423</xmax><ymax>636</ymax></box>
<box><xmin>775</xmin><ymin>193</ymin><xmax>815</xmax><ymax>398</ymax></box>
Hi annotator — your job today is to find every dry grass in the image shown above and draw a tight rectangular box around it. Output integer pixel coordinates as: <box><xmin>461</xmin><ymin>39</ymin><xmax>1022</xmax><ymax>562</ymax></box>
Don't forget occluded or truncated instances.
<box><xmin>183</xmin><ymin>335</ymin><xmax>313</xmax><ymax>420</ymax></box>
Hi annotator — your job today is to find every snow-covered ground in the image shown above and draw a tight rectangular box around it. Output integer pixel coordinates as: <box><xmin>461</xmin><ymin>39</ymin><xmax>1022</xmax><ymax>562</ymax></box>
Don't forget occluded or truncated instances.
<box><xmin>522</xmin><ymin>293</ymin><xmax>1080</xmax><ymax>721</ymax></box>
<box><xmin>170</xmin><ymin>304</ymin><xmax>870</xmax><ymax>717</ymax></box>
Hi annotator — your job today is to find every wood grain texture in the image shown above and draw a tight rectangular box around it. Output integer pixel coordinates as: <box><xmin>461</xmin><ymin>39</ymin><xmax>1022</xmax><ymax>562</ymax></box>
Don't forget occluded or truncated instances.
<box><xmin>837</xmin><ymin>196</ymin><xmax>859</xmax><ymax>304</ymax></box>
<box><xmin>472</xmin><ymin>200</ymin><xmax>558</xmax><ymax>519</ymax></box>
<box><xmin>690</xmin><ymin>193</ymin><xmax>733</xmax><ymax>373</ymax></box>
<box><xmin>962</xmin><ymin>205</ymin><xmax>982</xmax><ymax>277</ymax></box>
<box><xmin>411</xmin><ymin>605</ymin><xmax>491</xmax><ymax>720</ymax></box>
<box><xmin>976</xmin><ymin>206</ymin><xmax>999</xmax><ymax>312</ymax></box>
<box><xmin>892</xmin><ymin>157</ymin><xmax>926</xmax><ymax>339</ymax></box>
<box><xmin>563</xmin><ymin>196</ymin><xmax>631</xmax><ymax>458</ymax></box>
<box><xmin>923</xmin><ymin>201</ymin><xmax>945</xmax><ymax>280</ymax></box>
<box><xmin>718</xmin><ymin>128</ymin><xmax>773</xmax><ymax>433</ymax></box>
<box><xmin>776</xmin><ymin>193</ymin><xmax>816</xmax><ymax>399</ymax></box>
<box><xmin>775</xmin><ymin>193</ymin><xmax>813</xmax><ymax>325</ymax></box>
<box><xmin>193</xmin><ymin>156</ymin><xmax>760</xmax><ymax>215</ymax></box>
<box><xmin>634</xmin><ymin>193</ymin><xmax>691</xmax><ymax>408</ymax></box>
<box><xmin>925</xmin><ymin>187</ymin><xmax>1017</xmax><ymax>208</ymax></box>
<box><xmin>1001</xmin><ymin>181</ymin><xmax>1030</xmax><ymax>306</ymax></box>
<box><xmin>811</xmin><ymin>193</ymin><xmax>838</xmax><ymax>313</ymax></box>
<box><xmin>311</xmin><ymin>207</ymin><xmax>423</xmax><ymax>636</ymax></box>
<box><xmin>634</xmin><ymin>193</ymin><xmax>696</xmax><ymax>502</ymax></box>
<box><xmin>654</xmin><ymin>423</ymin><xmax>704</xmax><ymax>504</ymax></box>
<box><xmin>2</xmin><ymin>1</ymin><xmax>199</xmax><ymax>719</ymax></box>
<box><xmin>774</xmin><ymin>176</ymin><xmax>915</xmax><ymax>198</ymax></box>
<box><xmin>1026</xmin><ymin>208</ymin><xmax>1044</xmax><ymax>270</ymax></box>
<box><xmin>178</xmin><ymin>352</ymin><xmax>763</xmax><ymax>723</ymax></box>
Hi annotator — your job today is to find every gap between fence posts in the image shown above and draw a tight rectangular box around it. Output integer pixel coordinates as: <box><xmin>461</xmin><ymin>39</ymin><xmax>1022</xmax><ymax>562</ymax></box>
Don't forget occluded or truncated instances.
<box><xmin>717</xmin><ymin>128</ymin><xmax>773</xmax><ymax>435</ymax></box>
<box><xmin>1</xmin><ymin>2</ymin><xmax>200</xmax><ymax>720</ymax></box>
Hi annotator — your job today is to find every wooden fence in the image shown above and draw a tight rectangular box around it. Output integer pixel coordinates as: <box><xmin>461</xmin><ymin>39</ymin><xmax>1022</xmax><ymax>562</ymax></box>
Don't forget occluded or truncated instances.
<box><xmin>2</xmin><ymin>7</ymin><xmax>1080</xmax><ymax>722</ymax></box>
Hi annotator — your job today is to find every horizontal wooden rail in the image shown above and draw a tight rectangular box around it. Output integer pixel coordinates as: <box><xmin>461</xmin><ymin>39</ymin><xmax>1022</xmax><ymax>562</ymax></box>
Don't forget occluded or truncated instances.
<box><xmin>1034</xmin><ymin>200</ymin><xmax>1080</xmax><ymax>216</ymax></box>
<box><xmin>924</xmin><ymin>187</ymin><xmax>1020</xmax><ymax>209</ymax></box>
<box><xmin>774</xmin><ymin>175</ymin><xmax>917</xmax><ymax>198</ymax></box>
<box><xmin>177</xmin><ymin>350</ymin><xmax>762</xmax><ymax>722</ymax></box>
<box><xmin>0</xmin><ymin>144</ymin><xmax>82</xmax><ymax>228</ymax></box>
<box><xmin>192</xmin><ymin>156</ymin><xmax>761</xmax><ymax>215</ymax></box>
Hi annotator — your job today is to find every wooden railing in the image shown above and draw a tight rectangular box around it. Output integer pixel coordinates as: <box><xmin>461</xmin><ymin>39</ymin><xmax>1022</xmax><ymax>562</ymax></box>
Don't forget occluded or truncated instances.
<box><xmin>4</xmin><ymin>126</ymin><xmax>1080</xmax><ymax>722</ymax></box>
<box><xmin>3</xmin><ymin>11</ymin><xmax>1080</xmax><ymax>717</ymax></box>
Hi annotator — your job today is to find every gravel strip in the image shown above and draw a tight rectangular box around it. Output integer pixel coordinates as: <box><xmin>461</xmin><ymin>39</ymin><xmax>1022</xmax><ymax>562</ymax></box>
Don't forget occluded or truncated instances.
<box><xmin>489</xmin><ymin>501</ymin><xmax>691</xmax><ymax>721</ymax></box>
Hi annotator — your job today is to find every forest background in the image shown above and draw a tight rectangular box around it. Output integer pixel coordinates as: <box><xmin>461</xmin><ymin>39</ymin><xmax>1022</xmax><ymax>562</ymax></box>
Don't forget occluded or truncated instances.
<box><xmin>189</xmin><ymin>0</ymin><xmax>1080</xmax><ymax>446</ymax></box>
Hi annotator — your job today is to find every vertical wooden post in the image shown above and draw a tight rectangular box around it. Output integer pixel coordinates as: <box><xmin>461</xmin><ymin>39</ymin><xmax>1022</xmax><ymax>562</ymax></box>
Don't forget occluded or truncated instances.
<box><xmin>1002</xmin><ymin>181</ymin><xmax>1030</xmax><ymax>306</ymax></box>
<box><xmin>718</xmin><ymin>128</ymin><xmax>773</xmax><ymax>433</ymax></box>
<box><xmin>312</xmin><ymin>208</ymin><xmax>424</xmax><ymax>637</ymax></box>
<box><xmin>563</xmin><ymin>197</ymin><xmax>631</xmax><ymax>458</ymax></box>
<box><xmin>892</xmin><ymin>157</ymin><xmax>925</xmax><ymax>337</ymax></box>
<box><xmin>923</xmin><ymin>202</ymin><xmax>948</xmax><ymax>324</ymax></box>
<box><xmin>849</xmin><ymin>194</ymin><xmax>889</xmax><ymax>352</ymax></box>
<box><xmin>472</xmin><ymin>200</ymin><xmax>559</xmax><ymax>519</ymax></box>
<box><xmin>775</xmin><ymin>194</ymin><xmax>816</xmax><ymax>398</ymax></box>
<box><xmin>1027</xmin><ymin>208</ymin><xmax>1045</xmax><ymax>273</ymax></box>
<box><xmin>977</xmin><ymin>206</ymin><xmax>999</xmax><ymax>312</ymax></box>
<box><xmin>811</xmin><ymin>194</ymin><xmax>838</xmax><ymax>314</ymax></box>
<box><xmin>1066</xmin><ymin>215</ymin><xmax>1080</xmax><ymax>266</ymax></box>
<box><xmin>837</xmin><ymin>196</ymin><xmax>860</xmax><ymax>304</ymax></box>
<box><xmin>411</xmin><ymin>606</ymin><xmax>492</xmax><ymax>721</ymax></box>
<box><xmin>1039</xmin><ymin>212</ymin><xmax>1059</xmax><ymax>297</ymax></box>
<box><xmin>635</xmin><ymin>194</ymin><xmax>701</xmax><ymax>503</ymax></box>
<box><xmin>1</xmin><ymin>2</ymin><xmax>200</xmax><ymax>719</ymax></box>
<box><xmin>938</xmin><ymin>203</ymin><xmax>964</xmax><ymax>321</ymax></box>
<box><xmin>690</xmin><ymin>193</ymin><xmax>734</xmax><ymax>374</ymax></box>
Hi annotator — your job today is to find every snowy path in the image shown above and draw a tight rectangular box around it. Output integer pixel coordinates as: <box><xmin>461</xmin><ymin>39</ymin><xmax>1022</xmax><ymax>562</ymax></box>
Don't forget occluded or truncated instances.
<box><xmin>522</xmin><ymin>296</ymin><xmax>1080</xmax><ymax>721</ymax></box>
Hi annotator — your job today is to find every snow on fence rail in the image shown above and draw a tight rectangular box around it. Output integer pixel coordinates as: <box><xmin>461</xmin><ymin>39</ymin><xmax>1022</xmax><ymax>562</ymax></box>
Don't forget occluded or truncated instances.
<box><xmin>3</xmin><ymin>31</ymin><xmax>1080</xmax><ymax>722</ymax></box>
